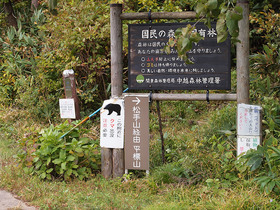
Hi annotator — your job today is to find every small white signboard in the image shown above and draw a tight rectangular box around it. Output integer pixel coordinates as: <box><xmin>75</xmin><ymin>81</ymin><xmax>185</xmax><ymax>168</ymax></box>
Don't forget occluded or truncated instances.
<box><xmin>237</xmin><ymin>135</ymin><xmax>261</xmax><ymax>156</ymax></box>
<box><xmin>59</xmin><ymin>98</ymin><xmax>76</xmax><ymax>119</ymax></box>
<box><xmin>237</xmin><ymin>104</ymin><xmax>262</xmax><ymax>136</ymax></box>
<box><xmin>100</xmin><ymin>99</ymin><xmax>125</xmax><ymax>148</ymax></box>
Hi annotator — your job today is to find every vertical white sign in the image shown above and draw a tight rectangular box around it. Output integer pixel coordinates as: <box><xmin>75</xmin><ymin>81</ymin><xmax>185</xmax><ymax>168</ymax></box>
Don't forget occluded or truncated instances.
<box><xmin>59</xmin><ymin>98</ymin><xmax>76</xmax><ymax>119</ymax></box>
<box><xmin>237</xmin><ymin>104</ymin><xmax>262</xmax><ymax>156</ymax></box>
<box><xmin>237</xmin><ymin>136</ymin><xmax>260</xmax><ymax>156</ymax></box>
<box><xmin>100</xmin><ymin>99</ymin><xmax>124</xmax><ymax>148</ymax></box>
<box><xmin>237</xmin><ymin>104</ymin><xmax>261</xmax><ymax>136</ymax></box>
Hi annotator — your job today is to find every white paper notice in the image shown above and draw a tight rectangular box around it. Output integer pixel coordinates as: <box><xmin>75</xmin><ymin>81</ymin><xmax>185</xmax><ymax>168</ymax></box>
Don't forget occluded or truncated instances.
<box><xmin>237</xmin><ymin>104</ymin><xmax>262</xmax><ymax>136</ymax></box>
<box><xmin>59</xmin><ymin>99</ymin><xmax>76</xmax><ymax>119</ymax></box>
<box><xmin>100</xmin><ymin>99</ymin><xmax>125</xmax><ymax>148</ymax></box>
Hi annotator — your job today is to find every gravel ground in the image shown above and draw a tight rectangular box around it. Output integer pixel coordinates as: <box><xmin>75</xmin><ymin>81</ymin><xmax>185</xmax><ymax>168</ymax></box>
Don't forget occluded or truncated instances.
<box><xmin>0</xmin><ymin>190</ymin><xmax>37</xmax><ymax>210</ymax></box>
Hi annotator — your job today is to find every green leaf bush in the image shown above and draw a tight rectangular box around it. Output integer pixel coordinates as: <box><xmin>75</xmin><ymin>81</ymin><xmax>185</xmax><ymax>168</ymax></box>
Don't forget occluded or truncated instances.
<box><xmin>41</xmin><ymin>0</ymin><xmax>112</xmax><ymax>111</ymax></box>
<box><xmin>0</xmin><ymin>8</ymin><xmax>62</xmax><ymax>121</ymax></box>
<box><xmin>17</xmin><ymin>121</ymin><xmax>100</xmax><ymax>180</ymax></box>
<box><xmin>1</xmin><ymin>1</ymin><xmax>113</xmax><ymax>120</ymax></box>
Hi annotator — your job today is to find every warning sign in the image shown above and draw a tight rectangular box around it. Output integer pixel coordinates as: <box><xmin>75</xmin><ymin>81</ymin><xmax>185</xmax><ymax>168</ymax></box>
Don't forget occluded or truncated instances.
<box><xmin>100</xmin><ymin>99</ymin><xmax>125</xmax><ymax>148</ymax></box>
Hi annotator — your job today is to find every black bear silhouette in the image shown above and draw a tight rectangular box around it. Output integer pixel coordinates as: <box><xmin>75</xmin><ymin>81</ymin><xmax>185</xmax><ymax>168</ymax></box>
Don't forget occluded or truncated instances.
<box><xmin>104</xmin><ymin>103</ymin><xmax>121</xmax><ymax>115</ymax></box>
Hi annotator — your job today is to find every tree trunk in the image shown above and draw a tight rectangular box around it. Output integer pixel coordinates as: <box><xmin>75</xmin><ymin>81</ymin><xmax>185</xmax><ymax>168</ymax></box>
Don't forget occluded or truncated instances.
<box><xmin>3</xmin><ymin>0</ymin><xmax>17</xmax><ymax>28</ymax></box>
<box><xmin>31</xmin><ymin>0</ymin><xmax>39</xmax><ymax>11</ymax></box>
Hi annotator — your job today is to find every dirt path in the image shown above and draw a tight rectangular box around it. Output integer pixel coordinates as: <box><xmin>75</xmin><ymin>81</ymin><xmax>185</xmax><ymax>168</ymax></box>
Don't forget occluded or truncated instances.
<box><xmin>0</xmin><ymin>190</ymin><xmax>37</xmax><ymax>210</ymax></box>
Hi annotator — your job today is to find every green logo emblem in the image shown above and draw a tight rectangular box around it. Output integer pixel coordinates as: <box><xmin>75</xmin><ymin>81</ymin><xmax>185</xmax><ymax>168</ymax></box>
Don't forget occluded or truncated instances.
<box><xmin>136</xmin><ymin>75</ymin><xmax>144</xmax><ymax>83</ymax></box>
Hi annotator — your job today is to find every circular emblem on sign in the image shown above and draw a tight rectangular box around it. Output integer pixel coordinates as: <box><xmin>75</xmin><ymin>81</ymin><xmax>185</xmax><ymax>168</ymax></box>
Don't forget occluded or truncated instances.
<box><xmin>136</xmin><ymin>74</ymin><xmax>144</xmax><ymax>83</ymax></box>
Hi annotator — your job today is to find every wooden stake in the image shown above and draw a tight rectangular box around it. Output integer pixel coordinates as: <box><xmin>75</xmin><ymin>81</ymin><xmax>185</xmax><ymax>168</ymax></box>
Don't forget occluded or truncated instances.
<box><xmin>101</xmin><ymin>148</ymin><xmax>112</xmax><ymax>179</ymax></box>
<box><xmin>113</xmin><ymin>149</ymin><xmax>124</xmax><ymax>178</ymax></box>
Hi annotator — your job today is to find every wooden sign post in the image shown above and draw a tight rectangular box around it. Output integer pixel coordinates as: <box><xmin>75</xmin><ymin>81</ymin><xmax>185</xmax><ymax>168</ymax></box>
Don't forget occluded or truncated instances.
<box><xmin>237</xmin><ymin>0</ymin><xmax>250</xmax><ymax>104</ymax></box>
<box><xmin>101</xmin><ymin>4</ymin><xmax>124</xmax><ymax>179</ymax></box>
<box><xmin>62</xmin><ymin>69</ymin><xmax>81</xmax><ymax>121</ymax></box>
<box><xmin>102</xmin><ymin>1</ymin><xmax>250</xmax><ymax>178</ymax></box>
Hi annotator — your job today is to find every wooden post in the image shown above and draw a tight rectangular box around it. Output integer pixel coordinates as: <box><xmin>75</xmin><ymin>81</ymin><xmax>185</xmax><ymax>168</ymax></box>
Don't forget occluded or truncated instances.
<box><xmin>111</xmin><ymin>4</ymin><xmax>124</xmax><ymax>178</ymax></box>
<box><xmin>123</xmin><ymin>93</ymin><xmax>237</xmax><ymax>101</ymax></box>
<box><xmin>101</xmin><ymin>4</ymin><xmax>124</xmax><ymax>178</ymax></box>
<box><xmin>113</xmin><ymin>149</ymin><xmax>124</xmax><ymax>178</ymax></box>
<box><xmin>101</xmin><ymin>148</ymin><xmax>112</xmax><ymax>179</ymax></box>
<box><xmin>237</xmin><ymin>0</ymin><xmax>250</xmax><ymax>104</ymax></box>
<box><xmin>110</xmin><ymin>4</ymin><xmax>123</xmax><ymax>98</ymax></box>
<box><xmin>62</xmin><ymin>69</ymin><xmax>81</xmax><ymax>121</ymax></box>
<box><xmin>120</xmin><ymin>11</ymin><xmax>197</xmax><ymax>20</ymax></box>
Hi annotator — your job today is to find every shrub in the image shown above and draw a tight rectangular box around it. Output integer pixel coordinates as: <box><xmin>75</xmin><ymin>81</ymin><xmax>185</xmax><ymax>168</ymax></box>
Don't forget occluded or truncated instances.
<box><xmin>17</xmin><ymin>121</ymin><xmax>100</xmax><ymax>180</ymax></box>
<box><xmin>41</xmin><ymin>0</ymin><xmax>112</xmax><ymax>111</ymax></box>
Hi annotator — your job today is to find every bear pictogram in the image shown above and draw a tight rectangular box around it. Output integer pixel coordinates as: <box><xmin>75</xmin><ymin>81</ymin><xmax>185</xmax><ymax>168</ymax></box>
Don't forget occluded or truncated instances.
<box><xmin>103</xmin><ymin>103</ymin><xmax>121</xmax><ymax>116</ymax></box>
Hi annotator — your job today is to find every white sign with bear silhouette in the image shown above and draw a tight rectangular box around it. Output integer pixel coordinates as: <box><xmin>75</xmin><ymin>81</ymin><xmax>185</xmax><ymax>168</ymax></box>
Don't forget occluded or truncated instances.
<box><xmin>100</xmin><ymin>99</ymin><xmax>125</xmax><ymax>148</ymax></box>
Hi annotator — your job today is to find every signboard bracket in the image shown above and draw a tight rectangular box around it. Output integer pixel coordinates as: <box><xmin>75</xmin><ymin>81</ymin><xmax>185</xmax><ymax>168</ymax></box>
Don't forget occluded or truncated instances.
<box><xmin>206</xmin><ymin>90</ymin><xmax>210</xmax><ymax>104</ymax></box>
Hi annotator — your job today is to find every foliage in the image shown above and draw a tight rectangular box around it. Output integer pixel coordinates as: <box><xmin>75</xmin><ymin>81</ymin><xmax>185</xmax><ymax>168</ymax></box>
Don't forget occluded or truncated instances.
<box><xmin>250</xmin><ymin>0</ymin><xmax>280</xmax><ymax>12</ymax></box>
<box><xmin>17</xmin><ymin>121</ymin><xmax>100</xmax><ymax>180</ymax></box>
<box><xmin>245</xmin><ymin>8</ymin><xmax>280</xmax><ymax>195</ymax></box>
<box><xmin>236</xmin><ymin>95</ymin><xmax>280</xmax><ymax>194</ymax></box>
<box><xmin>0</xmin><ymin>0</ymin><xmax>115</xmax><ymax>120</ymax></box>
<box><xmin>236</xmin><ymin>145</ymin><xmax>280</xmax><ymax>194</ymax></box>
<box><xmin>250</xmin><ymin>9</ymin><xmax>280</xmax><ymax>88</ymax></box>
<box><xmin>165</xmin><ymin>24</ymin><xmax>204</xmax><ymax>64</ymax></box>
<box><xmin>262</xmin><ymin>96</ymin><xmax>280</xmax><ymax>138</ymax></box>
<box><xmin>167</xmin><ymin>0</ymin><xmax>243</xmax><ymax>63</ymax></box>
<box><xmin>0</xmin><ymin>9</ymin><xmax>63</xmax><ymax>121</ymax></box>
<box><xmin>1</xmin><ymin>107</ymin><xmax>279</xmax><ymax>210</ymax></box>
<box><xmin>151</xmin><ymin>162</ymin><xmax>191</xmax><ymax>185</ymax></box>
<box><xmin>48</xmin><ymin>0</ymin><xmax>58</xmax><ymax>12</ymax></box>
<box><xmin>41</xmin><ymin>0</ymin><xmax>112</xmax><ymax>109</ymax></box>
<box><xmin>137</xmin><ymin>0</ymin><xmax>187</xmax><ymax>12</ymax></box>
<box><xmin>149</xmin><ymin>101</ymin><xmax>238</xmax><ymax>186</ymax></box>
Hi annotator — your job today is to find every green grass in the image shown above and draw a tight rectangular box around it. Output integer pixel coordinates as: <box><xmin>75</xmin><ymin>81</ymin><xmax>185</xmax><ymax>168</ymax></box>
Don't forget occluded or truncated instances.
<box><xmin>1</xmin><ymin>105</ymin><xmax>280</xmax><ymax>209</ymax></box>
<box><xmin>0</xmin><ymin>165</ymin><xmax>279</xmax><ymax>209</ymax></box>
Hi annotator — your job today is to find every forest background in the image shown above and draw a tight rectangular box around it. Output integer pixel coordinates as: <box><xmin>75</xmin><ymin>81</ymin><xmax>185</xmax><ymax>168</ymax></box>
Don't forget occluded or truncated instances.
<box><xmin>0</xmin><ymin>0</ymin><xmax>280</xmax><ymax>209</ymax></box>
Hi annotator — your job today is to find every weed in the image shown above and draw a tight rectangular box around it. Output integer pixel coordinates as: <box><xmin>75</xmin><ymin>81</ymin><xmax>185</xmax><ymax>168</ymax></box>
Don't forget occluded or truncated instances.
<box><xmin>17</xmin><ymin>121</ymin><xmax>100</xmax><ymax>181</ymax></box>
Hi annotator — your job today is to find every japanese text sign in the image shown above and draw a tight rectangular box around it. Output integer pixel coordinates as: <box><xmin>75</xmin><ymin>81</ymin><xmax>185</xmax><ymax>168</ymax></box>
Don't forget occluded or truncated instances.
<box><xmin>125</xmin><ymin>95</ymin><xmax>149</xmax><ymax>170</ymax></box>
<box><xmin>128</xmin><ymin>22</ymin><xmax>231</xmax><ymax>90</ymax></box>
<box><xmin>237</xmin><ymin>136</ymin><xmax>260</xmax><ymax>156</ymax></box>
<box><xmin>100</xmin><ymin>99</ymin><xmax>125</xmax><ymax>148</ymax></box>
<box><xmin>237</xmin><ymin>104</ymin><xmax>262</xmax><ymax>136</ymax></box>
<box><xmin>59</xmin><ymin>98</ymin><xmax>76</xmax><ymax>119</ymax></box>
